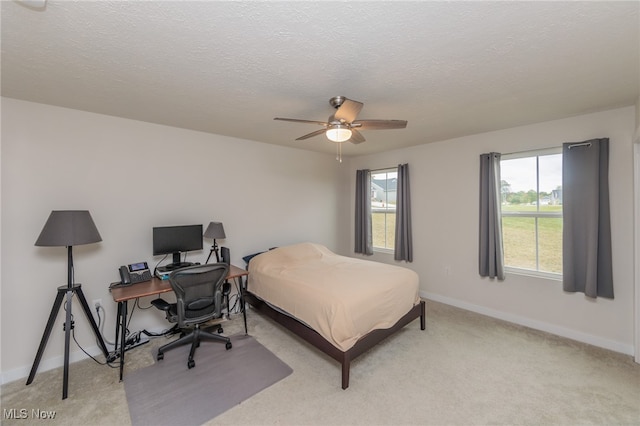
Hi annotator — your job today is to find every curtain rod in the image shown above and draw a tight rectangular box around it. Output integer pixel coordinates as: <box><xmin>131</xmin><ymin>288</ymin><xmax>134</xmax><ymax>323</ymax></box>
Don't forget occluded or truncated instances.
<box><xmin>567</xmin><ymin>142</ymin><xmax>592</xmax><ymax>150</ymax></box>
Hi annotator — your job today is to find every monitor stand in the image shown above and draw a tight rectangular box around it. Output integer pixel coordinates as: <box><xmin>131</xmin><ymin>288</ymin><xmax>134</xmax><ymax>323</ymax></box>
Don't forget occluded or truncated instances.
<box><xmin>158</xmin><ymin>252</ymin><xmax>196</xmax><ymax>273</ymax></box>
<box><xmin>157</xmin><ymin>262</ymin><xmax>194</xmax><ymax>274</ymax></box>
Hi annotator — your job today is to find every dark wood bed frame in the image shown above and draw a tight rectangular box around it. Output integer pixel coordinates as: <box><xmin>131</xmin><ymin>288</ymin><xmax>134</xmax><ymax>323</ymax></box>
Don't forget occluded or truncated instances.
<box><xmin>243</xmin><ymin>290</ymin><xmax>426</xmax><ymax>389</ymax></box>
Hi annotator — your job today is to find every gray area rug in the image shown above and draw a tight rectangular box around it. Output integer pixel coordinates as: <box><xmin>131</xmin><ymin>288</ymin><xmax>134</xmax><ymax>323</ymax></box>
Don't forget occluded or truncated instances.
<box><xmin>124</xmin><ymin>334</ymin><xmax>292</xmax><ymax>426</ymax></box>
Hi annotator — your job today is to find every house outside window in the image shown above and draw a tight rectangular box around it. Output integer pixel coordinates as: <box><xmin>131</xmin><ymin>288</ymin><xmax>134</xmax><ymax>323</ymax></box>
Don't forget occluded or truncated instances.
<box><xmin>500</xmin><ymin>148</ymin><xmax>563</xmax><ymax>278</ymax></box>
<box><xmin>371</xmin><ymin>168</ymin><xmax>397</xmax><ymax>251</ymax></box>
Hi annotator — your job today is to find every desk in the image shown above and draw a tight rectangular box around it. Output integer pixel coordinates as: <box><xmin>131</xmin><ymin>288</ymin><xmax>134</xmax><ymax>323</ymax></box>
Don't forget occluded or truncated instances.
<box><xmin>110</xmin><ymin>264</ymin><xmax>249</xmax><ymax>381</ymax></box>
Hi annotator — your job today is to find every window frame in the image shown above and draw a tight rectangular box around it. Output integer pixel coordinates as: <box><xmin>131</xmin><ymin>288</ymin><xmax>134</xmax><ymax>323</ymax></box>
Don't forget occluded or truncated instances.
<box><xmin>500</xmin><ymin>147</ymin><xmax>563</xmax><ymax>280</ymax></box>
<box><xmin>370</xmin><ymin>167</ymin><xmax>397</xmax><ymax>253</ymax></box>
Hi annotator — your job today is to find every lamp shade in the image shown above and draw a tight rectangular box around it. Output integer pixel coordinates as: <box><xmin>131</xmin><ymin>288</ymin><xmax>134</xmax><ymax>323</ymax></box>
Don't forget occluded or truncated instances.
<box><xmin>203</xmin><ymin>222</ymin><xmax>226</xmax><ymax>239</ymax></box>
<box><xmin>326</xmin><ymin>125</ymin><xmax>352</xmax><ymax>143</ymax></box>
<box><xmin>35</xmin><ymin>210</ymin><xmax>102</xmax><ymax>247</ymax></box>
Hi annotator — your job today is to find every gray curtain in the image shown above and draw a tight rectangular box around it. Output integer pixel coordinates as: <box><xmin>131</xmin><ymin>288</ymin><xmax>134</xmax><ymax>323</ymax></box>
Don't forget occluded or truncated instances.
<box><xmin>479</xmin><ymin>152</ymin><xmax>505</xmax><ymax>280</ymax></box>
<box><xmin>562</xmin><ymin>138</ymin><xmax>613</xmax><ymax>298</ymax></box>
<box><xmin>394</xmin><ymin>163</ymin><xmax>413</xmax><ymax>262</ymax></box>
<box><xmin>355</xmin><ymin>169</ymin><xmax>373</xmax><ymax>255</ymax></box>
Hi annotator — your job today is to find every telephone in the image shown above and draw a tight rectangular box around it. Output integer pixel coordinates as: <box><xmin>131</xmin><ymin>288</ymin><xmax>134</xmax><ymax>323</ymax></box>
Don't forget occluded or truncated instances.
<box><xmin>119</xmin><ymin>261</ymin><xmax>152</xmax><ymax>285</ymax></box>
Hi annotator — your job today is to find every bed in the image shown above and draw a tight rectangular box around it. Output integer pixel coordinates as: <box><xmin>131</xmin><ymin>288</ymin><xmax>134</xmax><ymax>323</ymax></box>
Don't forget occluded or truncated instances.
<box><xmin>243</xmin><ymin>242</ymin><xmax>426</xmax><ymax>389</ymax></box>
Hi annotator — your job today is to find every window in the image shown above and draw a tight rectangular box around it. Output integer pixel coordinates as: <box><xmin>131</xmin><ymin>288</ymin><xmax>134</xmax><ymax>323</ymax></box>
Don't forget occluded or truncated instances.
<box><xmin>500</xmin><ymin>148</ymin><xmax>562</xmax><ymax>278</ymax></box>
<box><xmin>371</xmin><ymin>168</ymin><xmax>397</xmax><ymax>250</ymax></box>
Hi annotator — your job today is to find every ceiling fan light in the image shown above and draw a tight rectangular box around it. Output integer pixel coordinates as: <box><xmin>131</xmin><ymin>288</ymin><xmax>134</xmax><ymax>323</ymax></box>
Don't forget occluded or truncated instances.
<box><xmin>326</xmin><ymin>125</ymin><xmax>352</xmax><ymax>143</ymax></box>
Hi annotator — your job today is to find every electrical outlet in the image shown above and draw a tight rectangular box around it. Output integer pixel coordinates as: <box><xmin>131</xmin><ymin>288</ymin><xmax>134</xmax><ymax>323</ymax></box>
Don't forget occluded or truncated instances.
<box><xmin>92</xmin><ymin>299</ymin><xmax>102</xmax><ymax>310</ymax></box>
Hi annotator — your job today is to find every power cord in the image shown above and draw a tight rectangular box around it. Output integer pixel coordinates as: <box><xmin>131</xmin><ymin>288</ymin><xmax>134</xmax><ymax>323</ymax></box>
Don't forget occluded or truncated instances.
<box><xmin>229</xmin><ymin>279</ymin><xmax>245</xmax><ymax>314</ymax></box>
<box><xmin>98</xmin><ymin>296</ymin><xmax>180</xmax><ymax>364</ymax></box>
<box><xmin>56</xmin><ymin>297</ymin><xmax>118</xmax><ymax>368</ymax></box>
<box><xmin>57</xmin><ymin>292</ymin><xmax>179</xmax><ymax>368</ymax></box>
<box><xmin>153</xmin><ymin>254</ymin><xmax>169</xmax><ymax>276</ymax></box>
<box><xmin>95</xmin><ymin>298</ymin><xmax>146</xmax><ymax>365</ymax></box>
<box><xmin>96</xmin><ymin>304</ymin><xmax>115</xmax><ymax>346</ymax></box>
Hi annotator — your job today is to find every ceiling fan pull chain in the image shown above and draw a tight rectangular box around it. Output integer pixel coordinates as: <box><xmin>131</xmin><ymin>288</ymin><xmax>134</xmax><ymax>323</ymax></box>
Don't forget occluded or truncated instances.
<box><xmin>336</xmin><ymin>143</ymin><xmax>342</xmax><ymax>163</ymax></box>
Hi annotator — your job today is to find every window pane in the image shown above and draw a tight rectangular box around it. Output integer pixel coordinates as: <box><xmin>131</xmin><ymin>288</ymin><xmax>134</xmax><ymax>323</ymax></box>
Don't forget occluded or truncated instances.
<box><xmin>385</xmin><ymin>212</ymin><xmax>395</xmax><ymax>250</ymax></box>
<box><xmin>372</xmin><ymin>211</ymin><xmax>386</xmax><ymax>248</ymax></box>
<box><xmin>502</xmin><ymin>216</ymin><xmax>537</xmax><ymax>270</ymax></box>
<box><xmin>538</xmin><ymin>217</ymin><xmax>562</xmax><ymax>273</ymax></box>
<box><xmin>501</xmin><ymin>150</ymin><xmax>562</xmax><ymax>276</ymax></box>
<box><xmin>538</xmin><ymin>154</ymin><xmax>563</xmax><ymax>206</ymax></box>
<box><xmin>501</xmin><ymin>157</ymin><xmax>537</xmax><ymax>206</ymax></box>
<box><xmin>372</xmin><ymin>207</ymin><xmax>396</xmax><ymax>249</ymax></box>
<box><xmin>371</xmin><ymin>169</ymin><xmax>397</xmax><ymax>250</ymax></box>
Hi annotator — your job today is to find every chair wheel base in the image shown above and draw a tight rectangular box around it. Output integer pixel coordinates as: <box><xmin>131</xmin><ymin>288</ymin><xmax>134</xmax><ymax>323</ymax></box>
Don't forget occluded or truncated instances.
<box><xmin>157</xmin><ymin>352</ymin><xmax>164</xmax><ymax>361</ymax></box>
<box><xmin>217</xmin><ymin>326</ymin><xmax>224</xmax><ymax>334</ymax></box>
<box><xmin>188</xmin><ymin>359</ymin><xmax>195</xmax><ymax>369</ymax></box>
<box><xmin>226</xmin><ymin>341</ymin><xmax>232</xmax><ymax>350</ymax></box>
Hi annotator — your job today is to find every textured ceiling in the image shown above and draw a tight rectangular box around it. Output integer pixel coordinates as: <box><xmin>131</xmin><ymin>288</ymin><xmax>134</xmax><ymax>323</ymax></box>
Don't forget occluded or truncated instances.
<box><xmin>2</xmin><ymin>1</ymin><xmax>639</xmax><ymax>157</ymax></box>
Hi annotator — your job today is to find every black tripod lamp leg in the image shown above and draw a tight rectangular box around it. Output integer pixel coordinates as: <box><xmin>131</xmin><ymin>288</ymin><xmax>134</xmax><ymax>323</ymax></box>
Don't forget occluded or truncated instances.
<box><xmin>205</xmin><ymin>241</ymin><xmax>220</xmax><ymax>264</ymax></box>
<box><xmin>62</xmin><ymin>289</ymin><xmax>73</xmax><ymax>399</ymax></box>
<box><xmin>26</xmin><ymin>289</ymin><xmax>66</xmax><ymax>386</ymax></box>
<box><xmin>27</xmin><ymin>285</ymin><xmax>110</xmax><ymax>400</ymax></box>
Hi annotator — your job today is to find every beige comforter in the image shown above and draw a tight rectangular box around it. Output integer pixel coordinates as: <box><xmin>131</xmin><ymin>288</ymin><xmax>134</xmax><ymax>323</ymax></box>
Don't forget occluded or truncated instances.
<box><xmin>247</xmin><ymin>242</ymin><xmax>420</xmax><ymax>351</ymax></box>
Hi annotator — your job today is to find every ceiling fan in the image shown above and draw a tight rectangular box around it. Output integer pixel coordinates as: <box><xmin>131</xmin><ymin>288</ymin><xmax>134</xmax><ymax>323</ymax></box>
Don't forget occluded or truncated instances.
<box><xmin>274</xmin><ymin>96</ymin><xmax>408</xmax><ymax>145</ymax></box>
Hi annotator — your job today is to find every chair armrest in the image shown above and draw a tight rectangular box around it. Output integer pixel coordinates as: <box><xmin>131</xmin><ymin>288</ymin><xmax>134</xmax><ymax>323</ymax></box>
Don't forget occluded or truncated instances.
<box><xmin>151</xmin><ymin>298</ymin><xmax>171</xmax><ymax>311</ymax></box>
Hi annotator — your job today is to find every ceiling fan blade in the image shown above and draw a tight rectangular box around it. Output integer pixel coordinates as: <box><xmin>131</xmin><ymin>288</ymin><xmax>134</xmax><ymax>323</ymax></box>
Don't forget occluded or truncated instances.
<box><xmin>351</xmin><ymin>119</ymin><xmax>408</xmax><ymax>130</ymax></box>
<box><xmin>333</xmin><ymin>99</ymin><xmax>363</xmax><ymax>123</ymax></box>
<box><xmin>349</xmin><ymin>129</ymin><xmax>366</xmax><ymax>144</ymax></box>
<box><xmin>274</xmin><ymin>117</ymin><xmax>327</xmax><ymax>126</ymax></box>
<box><xmin>296</xmin><ymin>129</ymin><xmax>328</xmax><ymax>141</ymax></box>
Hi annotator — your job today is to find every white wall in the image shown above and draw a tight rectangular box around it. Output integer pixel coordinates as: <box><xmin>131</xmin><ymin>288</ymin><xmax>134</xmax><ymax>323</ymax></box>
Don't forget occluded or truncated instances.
<box><xmin>636</xmin><ymin>95</ymin><xmax>640</xmax><ymax>134</ymax></box>
<box><xmin>2</xmin><ymin>99</ymin><xmax>635</xmax><ymax>385</ymax></box>
<box><xmin>0</xmin><ymin>98</ymin><xmax>344</xmax><ymax>382</ymax></box>
<box><xmin>634</xmin><ymin>96</ymin><xmax>640</xmax><ymax>363</ymax></box>
<box><xmin>349</xmin><ymin>106</ymin><xmax>636</xmax><ymax>355</ymax></box>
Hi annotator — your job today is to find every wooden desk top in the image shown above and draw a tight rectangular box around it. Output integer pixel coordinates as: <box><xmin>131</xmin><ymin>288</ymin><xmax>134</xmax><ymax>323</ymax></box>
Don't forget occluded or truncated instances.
<box><xmin>110</xmin><ymin>264</ymin><xmax>248</xmax><ymax>303</ymax></box>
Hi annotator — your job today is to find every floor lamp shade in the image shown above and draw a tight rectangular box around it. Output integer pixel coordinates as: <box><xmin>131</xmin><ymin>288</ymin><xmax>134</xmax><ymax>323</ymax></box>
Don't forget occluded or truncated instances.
<box><xmin>35</xmin><ymin>210</ymin><xmax>102</xmax><ymax>247</ymax></box>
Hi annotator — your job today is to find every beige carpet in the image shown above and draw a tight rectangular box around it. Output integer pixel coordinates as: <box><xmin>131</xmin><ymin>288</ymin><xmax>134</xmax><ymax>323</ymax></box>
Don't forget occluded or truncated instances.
<box><xmin>2</xmin><ymin>300</ymin><xmax>639</xmax><ymax>425</ymax></box>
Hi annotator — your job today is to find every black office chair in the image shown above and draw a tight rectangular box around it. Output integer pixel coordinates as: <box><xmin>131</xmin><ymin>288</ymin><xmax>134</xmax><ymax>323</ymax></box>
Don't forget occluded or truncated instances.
<box><xmin>151</xmin><ymin>263</ymin><xmax>232</xmax><ymax>369</ymax></box>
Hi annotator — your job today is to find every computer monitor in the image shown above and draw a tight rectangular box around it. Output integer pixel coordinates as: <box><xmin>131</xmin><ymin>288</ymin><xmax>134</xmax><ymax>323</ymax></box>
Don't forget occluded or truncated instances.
<box><xmin>152</xmin><ymin>224</ymin><xmax>203</xmax><ymax>269</ymax></box>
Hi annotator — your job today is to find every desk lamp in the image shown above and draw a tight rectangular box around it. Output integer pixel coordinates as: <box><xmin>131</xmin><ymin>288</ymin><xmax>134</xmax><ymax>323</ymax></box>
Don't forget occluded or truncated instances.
<box><xmin>27</xmin><ymin>210</ymin><xmax>109</xmax><ymax>400</ymax></box>
<box><xmin>204</xmin><ymin>221</ymin><xmax>225</xmax><ymax>263</ymax></box>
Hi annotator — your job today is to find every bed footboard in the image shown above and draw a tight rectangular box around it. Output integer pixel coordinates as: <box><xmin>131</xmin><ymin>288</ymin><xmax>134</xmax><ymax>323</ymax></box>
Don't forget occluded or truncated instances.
<box><xmin>244</xmin><ymin>291</ymin><xmax>426</xmax><ymax>389</ymax></box>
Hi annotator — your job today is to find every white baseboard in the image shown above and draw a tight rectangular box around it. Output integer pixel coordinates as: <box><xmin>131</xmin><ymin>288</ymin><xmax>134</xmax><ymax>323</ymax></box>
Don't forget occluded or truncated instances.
<box><xmin>5</xmin><ymin>298</ymin><xmax>632</xmax><ymax>385</ymax></box>
<box><xmin>2</xmin><ymin>324</ymin><xmax>177</xmax><ymax>385</ymax></box>
<box><xmin>421</xmin><ymin>291</ymin><xmax>634</xmax><ymax>356</ymax></box>
<box><xmin>1</xmin><ymin>344</ymin><xmax>106</xmax><ymax>386</ymax></box>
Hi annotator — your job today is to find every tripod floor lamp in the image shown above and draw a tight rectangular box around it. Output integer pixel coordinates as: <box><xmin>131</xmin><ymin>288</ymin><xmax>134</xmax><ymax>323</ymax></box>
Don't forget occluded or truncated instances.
<box><xmin>27</xmin><ymin>210</ymin><xmax>109</xmax><ymax>400</ymax></box>
<box><xmin>204</xmin><ymin>221</ymin><xmax>226</xmax><ymax>264</ymax></box>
